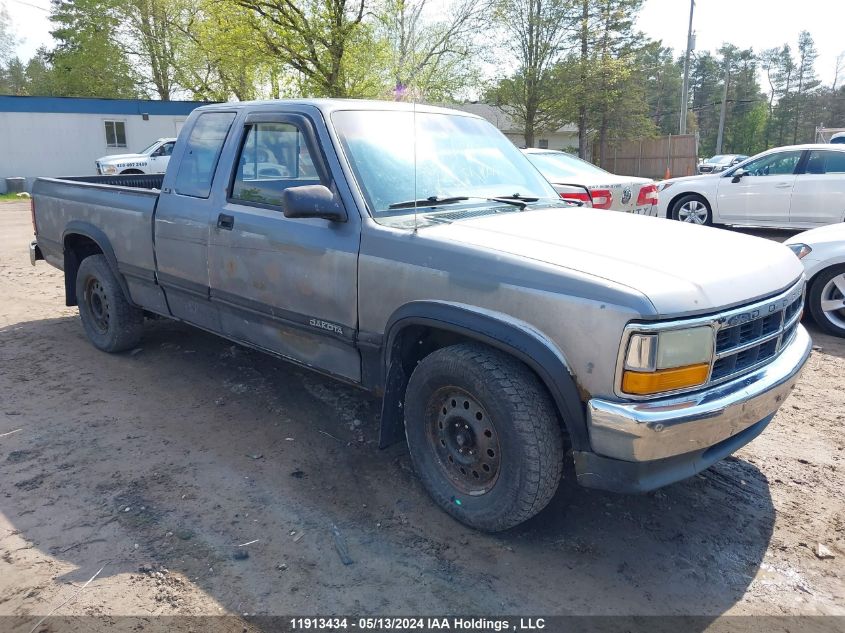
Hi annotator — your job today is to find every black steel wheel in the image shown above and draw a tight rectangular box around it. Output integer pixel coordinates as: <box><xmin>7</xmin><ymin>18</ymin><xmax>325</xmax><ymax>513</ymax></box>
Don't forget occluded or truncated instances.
<box><xmin>76</xmin><ymin>254</ymin><xmax>144</xmax><ymax>352</ymax></box>
<box><xmin>404</xmin><ymin>342</ymin><xmax>564</xmax><ymax>532</ymax></box>
<box><xmin>427</xmin><ymin>387</ymin><xmax>501</xmax><ymax>496</ymax></box>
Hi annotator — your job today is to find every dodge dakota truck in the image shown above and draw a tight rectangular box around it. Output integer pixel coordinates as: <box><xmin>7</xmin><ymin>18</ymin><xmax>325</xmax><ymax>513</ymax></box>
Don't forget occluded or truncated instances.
<box><xmin>30</xmin><ymin>99</ymin><xmax>812</xmax><ymax>531</ymax></box>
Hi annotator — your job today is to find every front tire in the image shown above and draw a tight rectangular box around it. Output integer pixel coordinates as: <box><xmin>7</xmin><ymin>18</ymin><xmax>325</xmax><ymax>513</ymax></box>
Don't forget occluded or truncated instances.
<box><xmin>808</xmin><ymin>265</ymin><xmax>845</xmax><ymax>337</ymax></box>
<box><xmin>671</xmin><ymin>194</ymin><xmax>712</xmax><ymax>225</ymax></box>
<box><xmin>404</xmin><ymin>343</ymin><xmax>564</xmax><ymax>532</ymax></box>
<box><xmin>76</xmin><ymin>254</ymin><xmax>144</xmax><ymax>352</ymax></box>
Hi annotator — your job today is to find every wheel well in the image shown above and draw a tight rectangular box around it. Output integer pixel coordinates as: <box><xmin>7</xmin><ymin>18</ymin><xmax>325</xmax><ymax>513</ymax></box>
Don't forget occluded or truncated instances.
<box><xmin>383</xmin><ymin>324</ymin><xmax>570</xmax><ymax>446</ymax></box>
<box><xmin>666</xmin><ymin>191</ymin><xmax>709</xmax><ymax>216</ymax></box>
<box><xmin>63</xmin><ymin>233</ymin><xmax>103</xmax><ymax>306</ymax></box>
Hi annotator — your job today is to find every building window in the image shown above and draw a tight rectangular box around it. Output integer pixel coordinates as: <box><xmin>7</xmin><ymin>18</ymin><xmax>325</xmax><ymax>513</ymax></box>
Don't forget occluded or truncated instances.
<box><xmin>104</xmin><ymin>121</ymin><xmax>127</xmax><ymax>148</ymax></box>
<box><xmin>538</xmin><ymin>139</ymin><xmax>549</xmax><ymax>149</ymax></box>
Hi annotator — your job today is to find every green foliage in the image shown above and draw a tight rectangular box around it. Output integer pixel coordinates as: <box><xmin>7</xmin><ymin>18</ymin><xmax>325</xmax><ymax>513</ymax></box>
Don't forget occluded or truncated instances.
<box><xmin>0</xmin><ymin>0</ymin><xmax>840</xmax><ymax>160</ymax></box>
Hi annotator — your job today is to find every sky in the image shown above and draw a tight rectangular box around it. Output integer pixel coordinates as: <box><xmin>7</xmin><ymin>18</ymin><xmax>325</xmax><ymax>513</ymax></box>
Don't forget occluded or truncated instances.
<box><xmin>3</xmin><ymin>0</ymin><xmax>844</xmax><ymax>87</ymax></box>
<box><xmin>637</xmin><ymin>0</ymin><xmax>843</xmax><ymax>86</ymax></box>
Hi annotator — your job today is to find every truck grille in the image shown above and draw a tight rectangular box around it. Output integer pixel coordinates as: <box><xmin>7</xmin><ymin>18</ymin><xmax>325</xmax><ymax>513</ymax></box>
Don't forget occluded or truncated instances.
<box><xmin>617</xmin><ymin>279</ymin><xmax>805</xmax><ymax>400</ymax></box>
<box><xmin>710</xmin><ymin>290</ymin><xmax>803</xmax><ymax>382</ymax></box>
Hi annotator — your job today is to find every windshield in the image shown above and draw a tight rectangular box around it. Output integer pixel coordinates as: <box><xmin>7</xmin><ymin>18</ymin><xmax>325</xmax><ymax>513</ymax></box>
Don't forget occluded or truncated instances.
<box><xmin>331</xmin><ymin>110</ymin><xmax>559</xmax><ymax>223</ymax></box>
<box><xmin>524</xmin><ymin>151</ymin><xmax>609</xmax><ymax>180</ymax></box>
<box><xmin>707</xmin><ymin>155</ymin><xmax>733</xmax><ymax>164</ymax></box>
<box><xmin>138</xmin><ymin>140</ymin><xmax>161</xmax><ymax>155</ymax></box>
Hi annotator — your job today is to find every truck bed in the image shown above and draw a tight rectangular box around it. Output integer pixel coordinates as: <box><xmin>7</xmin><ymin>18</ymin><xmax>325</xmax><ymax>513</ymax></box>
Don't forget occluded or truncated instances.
<box><xmin>32</xmin><ymin>175</ymin><xmax>164</xmax><ymax>312</ymax></box>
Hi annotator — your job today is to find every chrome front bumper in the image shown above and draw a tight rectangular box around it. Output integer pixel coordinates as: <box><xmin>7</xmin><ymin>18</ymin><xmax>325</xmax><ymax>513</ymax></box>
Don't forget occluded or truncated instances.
<box><xmin>586</xmin><ymin>324</ymin><xmax>812</xmax><ymax>463</ymax></box>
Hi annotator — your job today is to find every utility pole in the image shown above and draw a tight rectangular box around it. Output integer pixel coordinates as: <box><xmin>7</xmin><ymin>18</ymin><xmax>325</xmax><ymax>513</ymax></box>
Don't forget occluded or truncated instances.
<box><xmin>679</xmin><ymin>0</ymin><xmax>695</xmax><ymax>134</ymax></box>
<box><xmin>715</xmin><ymin>57</ymin><xmax>730</xmax><ymax>154</ymax></box>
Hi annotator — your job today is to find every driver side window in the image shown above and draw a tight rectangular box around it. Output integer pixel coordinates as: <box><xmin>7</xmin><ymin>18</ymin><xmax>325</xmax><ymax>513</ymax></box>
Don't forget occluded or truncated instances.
<box><xmin>231</xmin><ymin>123</ymin><xmax>322</xmax><ymax>207</ymax></box>
<box><xmin>741</xmin><ymin>151</ymin><xmax>802</xmax><ymax>177</ymax></box>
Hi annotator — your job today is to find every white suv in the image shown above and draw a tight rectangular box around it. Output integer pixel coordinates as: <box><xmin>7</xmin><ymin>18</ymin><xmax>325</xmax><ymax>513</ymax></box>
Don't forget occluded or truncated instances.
<box><xmin>658</xmin><ymin>144</ymin><xmax>845</xmax><ymax>229</ymax></box>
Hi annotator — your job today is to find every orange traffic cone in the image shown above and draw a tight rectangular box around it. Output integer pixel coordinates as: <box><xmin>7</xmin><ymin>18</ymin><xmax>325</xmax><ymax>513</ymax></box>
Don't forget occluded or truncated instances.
<box><xmin>664</xmin><ymin>167</ymin><xmax>671</xmax><ymax>180</ymax></box>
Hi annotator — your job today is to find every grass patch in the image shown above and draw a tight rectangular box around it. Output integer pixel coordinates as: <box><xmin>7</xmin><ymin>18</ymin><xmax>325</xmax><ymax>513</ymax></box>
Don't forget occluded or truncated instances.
<box><xmin>0</xmin><ymin>192</ymin><xmax>27</xmax><ymax>201</ymax></box>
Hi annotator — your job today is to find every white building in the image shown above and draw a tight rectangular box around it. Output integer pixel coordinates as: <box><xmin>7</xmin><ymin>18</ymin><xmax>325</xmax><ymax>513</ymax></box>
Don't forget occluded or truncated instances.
<box><xmin>0</xmin><ymin>95</ymin><xmax>208</xmax><ymax>191</ymax></box>
<box><xmin>448</xmin><ymin>102</ymin><xmax>579</xmax><ymax>151</ymax></box>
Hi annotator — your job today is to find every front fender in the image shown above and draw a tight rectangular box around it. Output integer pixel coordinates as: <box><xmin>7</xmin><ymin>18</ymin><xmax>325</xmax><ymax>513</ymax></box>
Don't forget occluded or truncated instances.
<box><xmin>378</xmin><ymin>300</ymin><xmax>589</xmax><ymax>451</ymax></box>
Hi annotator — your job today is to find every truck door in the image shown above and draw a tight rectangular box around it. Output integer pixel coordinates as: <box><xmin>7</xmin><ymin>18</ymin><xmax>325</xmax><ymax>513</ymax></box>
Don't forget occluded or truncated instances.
<box><xmin>207</xmin><ymin>111</ymin><xmax>361</xmax><ymax>382</ymax></box>
<box><xmin>155</xmin><ymin>111</ymin><xmax>236</xmax><ymax>330</ymax></box>
<box><xmin>148</xmin><ymin>140</ymin><xmax>175</xmax><ymax>174</ymax></box>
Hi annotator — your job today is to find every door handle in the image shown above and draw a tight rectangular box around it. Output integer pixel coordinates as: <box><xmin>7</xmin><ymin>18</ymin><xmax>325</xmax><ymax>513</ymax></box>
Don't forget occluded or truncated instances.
<box><xmin>775</xmin><ymin>183</ymin><xmax>793</xmax><ymax>189</ymax></box>
<box><xmin>217</xmin><ymin>213</ymin><xmax>234</xmax><ymax>230</ymax></box>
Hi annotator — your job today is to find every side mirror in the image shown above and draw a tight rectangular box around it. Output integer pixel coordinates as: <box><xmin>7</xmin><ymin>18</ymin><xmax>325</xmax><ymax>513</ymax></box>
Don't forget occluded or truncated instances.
<box><xmin>282</xmin><ymin>184</ymin><xmax>347</xmax><ymax>222</ymax></box>
<box><xmin>731</xmin><ymin>168</ymin><xmax>747</xmax><ymax>183</ymax></box>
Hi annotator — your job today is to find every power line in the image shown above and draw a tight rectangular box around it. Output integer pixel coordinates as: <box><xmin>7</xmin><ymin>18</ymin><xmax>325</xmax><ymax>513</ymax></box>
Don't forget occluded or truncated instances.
<box><xmin>5</xmin><ymin>0</ymin><xmax>49</xmax><ymax>12</ymax></box>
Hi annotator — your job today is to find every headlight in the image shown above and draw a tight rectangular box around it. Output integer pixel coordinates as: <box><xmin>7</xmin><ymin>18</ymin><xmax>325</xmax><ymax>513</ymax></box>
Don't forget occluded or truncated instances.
<box><xmin>658</xmin><ymin>182</ymin><xmax>673</xmax><ymax>192</ymax></box>
<box><xmin>103</xmin><ymin>165</ymin><xmax>117</xmax><ymax>174</ymax></box>
<box><xmin>621</xmin><ymin>326</ymin><xmax>713</xmax><ymax>395</ymax></box>
<box><xmin>787</xmin><ymin>243</ymin><xmax>812</xmax><ymax>259</ymax></box>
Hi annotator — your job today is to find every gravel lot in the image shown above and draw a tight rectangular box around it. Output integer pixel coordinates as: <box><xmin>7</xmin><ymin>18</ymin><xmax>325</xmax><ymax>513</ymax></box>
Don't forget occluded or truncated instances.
<box><xmin>1</xmin><ymin>199</ymin><xmax>843</xmax><ymax>621</ymax></box>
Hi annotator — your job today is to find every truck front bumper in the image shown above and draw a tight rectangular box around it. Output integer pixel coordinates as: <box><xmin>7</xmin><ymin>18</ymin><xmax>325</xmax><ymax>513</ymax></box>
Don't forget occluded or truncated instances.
<box><xmin>575</xmin><ymin>324</ymin><xmax>812</xmax><ymax>493</ymax></box>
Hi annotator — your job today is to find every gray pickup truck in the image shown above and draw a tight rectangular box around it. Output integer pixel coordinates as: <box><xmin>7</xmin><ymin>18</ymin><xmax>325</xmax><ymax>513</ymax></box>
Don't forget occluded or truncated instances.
<box><xmin>30</xmin><ymin>99</ymin><xmax>812</xmax><ymax>531</ymax></box>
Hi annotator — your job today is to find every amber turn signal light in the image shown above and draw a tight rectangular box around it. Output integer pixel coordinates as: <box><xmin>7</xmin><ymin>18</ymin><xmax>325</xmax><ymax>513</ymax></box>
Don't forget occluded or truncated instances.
<box><xmin>622</xmin><ymin>363</ymin><xmax>709</xmax><ymax>395</ymax></box>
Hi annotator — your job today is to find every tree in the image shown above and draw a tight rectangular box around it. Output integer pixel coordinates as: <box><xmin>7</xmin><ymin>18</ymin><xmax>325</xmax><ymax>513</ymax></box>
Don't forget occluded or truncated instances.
<box><xmin>0</xmin><ymin>2</ymin><xmax>14</xmax><ymax>65</ymax></box>
<box><xmin>584</xmin><ymin>0</ymin><xmax>653</xmax><ymax>165</ymax></box>
<box><xmin>120</xmin><ymin>0</ymin><xmax>188</xmax><ymax>100</ymax></box>
<box><xmin>234</xmin><ymin>0</ymin><xmax>369</xmax><ymax>97</ymax></box>
<box><xmin>491</xmin><ymin>0</ymin><xmax>577</xmax><ymax>146</ymax></box>
<box><xmin>48</xmin><ymin>0</ymin><xmax>142</xmax><ymax>98</ymax></box>
<box><xmin>791</xmin><ymin>30</ymin><xmax>819</xmax><ymax>143</ymax></box>
<box><xmin>173</xmin><ymin>0</ymin><xmax>276</xmax><ymax>101</ymax></box>
<box><xmin>376</xmin><ymin>0</ymin><xmax>483</xmax><ymax>102</ymax></box>
<box><xmin>637</xmin><ymin>41</ymin><xmax>682</xmax><ymax>136</ymax></box>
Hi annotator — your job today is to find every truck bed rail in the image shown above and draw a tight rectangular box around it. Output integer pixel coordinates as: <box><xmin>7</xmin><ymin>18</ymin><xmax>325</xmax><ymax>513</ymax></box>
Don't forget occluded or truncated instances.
<box><xmin>60</xmin><ymin>174</ymin><xmax>164</xmax><ymax>190</ymax></box>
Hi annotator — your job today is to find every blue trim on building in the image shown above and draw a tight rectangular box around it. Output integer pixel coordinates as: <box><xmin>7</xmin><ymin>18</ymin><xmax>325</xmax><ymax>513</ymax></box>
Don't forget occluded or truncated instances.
<box><xmin>0</xmin><ymin>95</ymin><xmax>210</xmax><ymax>115</ymax></box>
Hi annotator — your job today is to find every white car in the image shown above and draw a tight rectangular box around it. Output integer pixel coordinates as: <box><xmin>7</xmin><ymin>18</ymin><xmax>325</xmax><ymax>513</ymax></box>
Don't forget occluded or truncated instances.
<box><xmin>785</xmin><ymin>224</ymin><xmax>845</xmax><ymax>337</ymax></box>
<box><xmin>658</xmin><ymin>144</ymin><xmax>845</xmax><ymax>229</ymax></box>
<box><xmin>522</xmin><ymin>148</ymin><xmax>659</xmax><ymax>215</ymax></box>
<box><xmin>96</xmin><ymin>138</ymin><xmax>177</xmax><ymax>175</ymax></box>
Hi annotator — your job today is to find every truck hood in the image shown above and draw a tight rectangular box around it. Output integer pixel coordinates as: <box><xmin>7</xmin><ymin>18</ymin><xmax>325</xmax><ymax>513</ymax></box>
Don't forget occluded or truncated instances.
<box><xmin>424</xmin><ymin>207</ymin><xmax>803</xmax><ymax>317</ymax></box>
<box><xmin>97</xmin><ymin>153</ymin><xmax>147</xmax><ymax>163</ymax></box>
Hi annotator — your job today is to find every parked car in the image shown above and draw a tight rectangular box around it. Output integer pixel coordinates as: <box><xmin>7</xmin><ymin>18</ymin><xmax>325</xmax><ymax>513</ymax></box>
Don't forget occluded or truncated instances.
<box><xmin>785</xmin><ymin>224</ymin><xmax>845</xmax><ymax>337</ymax></box>
<box><xmin>521</xmin><ymin>148</ymin><xmax>659</xmax><ymax>215</ymax></box>
<box><xmin>829</xmin><ymin>132</ymin><xmax>845</xmax><ymax>144</ymax></box>
<box><xmin>96</xmin><ymin>138</ymin><xmax>177</xmax><ymax>175</ymax></box>
<box><xmin>658</xmin><ymin>144</ymin><xmax>845</xmax><ymax>229</ymax></box>
<box><xmin>697</xmin><ymin>154</ymin><xmax>748</xmax><ymax>174</ymax></box>
<box><xmin>30</xmin><ymin>100</ymin><xmax>810</xmax><ymax>532</ymax></box>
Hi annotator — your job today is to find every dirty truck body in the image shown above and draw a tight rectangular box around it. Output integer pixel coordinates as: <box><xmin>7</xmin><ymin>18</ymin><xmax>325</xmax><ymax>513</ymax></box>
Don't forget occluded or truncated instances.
<box><xmin>30</xmin><ymin>100</ymin><xmax>812</xmax><ymax>531</ymax></box>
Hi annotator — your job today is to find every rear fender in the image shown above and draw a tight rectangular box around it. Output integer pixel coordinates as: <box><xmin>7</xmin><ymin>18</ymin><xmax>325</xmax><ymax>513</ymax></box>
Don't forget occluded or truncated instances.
<box><xmin>62</xmin><ymin>221</ymin><xmax>132</xmax><ymax>307</ymax></box>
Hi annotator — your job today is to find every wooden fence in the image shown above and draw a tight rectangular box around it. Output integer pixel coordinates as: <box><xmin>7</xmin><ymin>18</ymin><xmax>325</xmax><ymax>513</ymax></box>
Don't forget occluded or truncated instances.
<box><xmin>592</xmin><ymin>134</ymin><xmax>698</xmax><ymax>179</ymax></box>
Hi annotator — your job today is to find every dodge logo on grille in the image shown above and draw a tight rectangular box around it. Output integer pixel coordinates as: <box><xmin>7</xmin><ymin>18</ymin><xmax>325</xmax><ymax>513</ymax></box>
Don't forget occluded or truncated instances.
<box><xmin>621</xmin><ymin>187</ymin><xmax>632</xmax><ymax>204</ymax></box>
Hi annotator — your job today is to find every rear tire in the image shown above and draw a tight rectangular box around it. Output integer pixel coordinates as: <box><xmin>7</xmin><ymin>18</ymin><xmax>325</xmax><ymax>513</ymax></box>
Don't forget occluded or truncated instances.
<box><xmin>808</xmin><ymin>265</ymin><xmax>845</xmax><ymax>337</ymax></box>
<box><xmin>671</xmin><ymin>194</ymin><xmax>712</xmax><ymax>226</ymax></box>
<box><xmin>76</xmin><ymin>254</ymin><xmax>143</xmax><ymax>352</ymax></box>
<box><xmin>404</xmin><ymin>343</ymin><xmax>564</xmax><ymax>532</ymax></box>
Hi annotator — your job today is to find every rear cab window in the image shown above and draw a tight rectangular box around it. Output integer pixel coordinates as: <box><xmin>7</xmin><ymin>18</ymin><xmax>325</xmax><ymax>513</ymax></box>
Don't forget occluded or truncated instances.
<box><xmin>175</xmin><ymin>112</ymin><xmax>237</xmax><ymax>198</ymax></box>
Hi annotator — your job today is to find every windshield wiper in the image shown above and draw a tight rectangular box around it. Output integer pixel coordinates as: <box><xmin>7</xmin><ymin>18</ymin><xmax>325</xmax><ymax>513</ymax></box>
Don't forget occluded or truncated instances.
<box><xmin>488</xmin><ymin>193</ymin><xmax>540</xmax><ymax>210</ymax></box>
<box><xmin>389</xmin><ymin>193</ymin><xmax>541</xmax><ymax>211</ymax></box>
<box><xmin>388</xmin><ymin>196</ymin><xmax>470</xmax><ymax>210</ymax></box>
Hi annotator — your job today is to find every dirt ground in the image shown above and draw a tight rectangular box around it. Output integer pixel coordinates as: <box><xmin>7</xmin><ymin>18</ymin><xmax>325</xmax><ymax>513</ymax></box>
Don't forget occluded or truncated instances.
<box><xmin>1</xmin><ymin>199</ymin><xmax>843</xmax><ymax>621</ymax></box>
